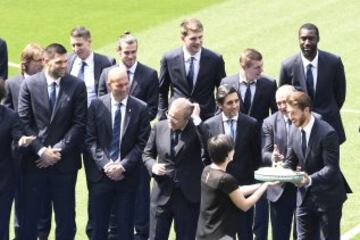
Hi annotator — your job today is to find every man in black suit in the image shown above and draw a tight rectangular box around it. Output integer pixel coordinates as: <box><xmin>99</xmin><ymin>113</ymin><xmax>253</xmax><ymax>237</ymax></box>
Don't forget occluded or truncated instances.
<box><xmin>279</xmin><ymin>23</ymin><xmax>346</xmax><ymax>144</ymax></box>
<box><xmin>3</xmin><ymin>43</ymin><xmax>44</xmax><ymax>240</ymax></box>
<box><xmin>0</xmin><ymin>38</ymin><xmax>8</xmax><ymax>80</ymax></box>
<box><xmin>158</xmin><ymin>18</ymin><xmax>226</xmax><ymax>120</ymax></box>
<box><xmin>143</xmin><ymin>98</ymin><xmax>204</xmax><ymax>240</ymax></box>
<box><xmin>284</xmin><ymin>91</ymin><xmax>351</xmax><ymax>240</ymax></box>
<box><xmin>98</xmin><ymin>32</ymin><xmax>159</xmax><ymax>120</ymax></box>
<box><xmin>17</xmin><ymin>43</ymin><xmax>87</xmax><ymax>240</ymax></box>
<box><xmin>66</xmin><ymin>26</ymin><xmax>116</xmax><ymax>239</ymax></box>
<box><xmin>195</xmin><ymin>85</ymin><xmax>261</xmax><ymax>240</ymax></box>
<box><xmin>97</xmin><ymin>32</ymin><xmax>159</xmax><ymax>240</ymax></box>
<box><xmin>86</xmin><ymin>66</ymin><xmax>150</xmax><ymax>240</ymax></box>
<box><xmin>221</xmin><ymin>49</ymin><xmax>277</xmax><ymax>240</ymax></box>
<box><xmin>261</xmin><ymin>85</ymin><xmax>297</xmax><ymax>240</ymax></box>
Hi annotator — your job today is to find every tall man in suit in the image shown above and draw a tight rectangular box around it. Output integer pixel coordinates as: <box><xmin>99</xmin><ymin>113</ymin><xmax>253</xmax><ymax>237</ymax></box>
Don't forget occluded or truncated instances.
<box><xmin>0</xmin><ymin>38</ymin><xmax>8</xmax><ymax>80</ymax></box>
<box><xmin>261</xmin><ymin>85</ymin><xmax>297</xmax><ymax>240</ymax></box>
<box><xmin>195</xmin><ymin>85</ymin><xmax>261</xmax><ymax>240</ymax></box>
<box><xmin>221</xmin><ymin>48</ymin><xmax>277</xmax><ymax>240</ymax></box>
<box><xmin>97</xmin><ymin>32</ymin><xmax>159</xmax><ymax>240</ymax></box>
<box><xmin>279</xmin><ymin>23</ymin><xmax>346</xmax><ymax>144</ymax></box>
<box><xmin>17</xmin><ymin>43</ymin><xmax>87</xmax><ymax>239</ymax></box>
<box><xmin>284</xmin><ymin>91</ymin><xmax>351</xmax><ymax>240</ymax></box>
<box><xmin>158</xmin><ymin>18</ymin><xmax>226</xmax><ymax>120</ymax></box>
<box><xmin>3</xmin><ymin>43</ymin><xmax>44</xmax><ymax>240</ymax></box>
<box><xmin>143</xmin><ymin>98</ymin><xmax>204</xmax><ymax>240</ymax></box>
<box><xmin>66</xmin><ymin>26</ymin><xmax>116</xmax><ymax>239</ymax></box>
<box><xmin>86</xmin><ymin>66</ymin><xmax>150</xmax><ymax>240</ymax></box>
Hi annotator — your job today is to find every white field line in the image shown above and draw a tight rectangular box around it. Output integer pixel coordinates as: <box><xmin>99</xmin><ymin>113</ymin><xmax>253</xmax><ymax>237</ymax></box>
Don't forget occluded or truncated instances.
<box><xmin>341</xmin><ymin>224</ymin><xmax>360</xmax><ymax>240</ymax></box>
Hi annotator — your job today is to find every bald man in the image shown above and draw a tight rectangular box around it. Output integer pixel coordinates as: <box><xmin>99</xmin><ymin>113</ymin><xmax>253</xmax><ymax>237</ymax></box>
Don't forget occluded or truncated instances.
<box><xmin>86</xmin><ymin>66</ymin><xmax>150</xmax><ymax>240</ymax></box>
<box><xmin>143</xmin><ymin>98</ymin><xmax>204</xmax><ymax>240</ymax></box>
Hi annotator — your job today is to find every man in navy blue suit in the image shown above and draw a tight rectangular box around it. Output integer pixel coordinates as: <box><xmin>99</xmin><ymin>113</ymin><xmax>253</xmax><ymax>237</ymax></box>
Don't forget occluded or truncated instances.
<box><xmin>279</xmin><ymin>23</ymin><xmax>346</xmax><ymax>145</ymax></box>
<box><xmin>0</xmin><ymin>38</ymin><xmax>8</xmax><ymax>80</ymax></box>
<box><xmin>284</xmin><ymin>91</ymin><xmax>351</xmax><ymax>240</ymax></box>
<box><xmin>86</xmin><ymin>66</ymin><xmax>150</xmax><ymax>240</ymax></box>
<box><xmin>18</xmin><ymin>43</ymin><xmax>87</xmax><ymax>240</ymax></box>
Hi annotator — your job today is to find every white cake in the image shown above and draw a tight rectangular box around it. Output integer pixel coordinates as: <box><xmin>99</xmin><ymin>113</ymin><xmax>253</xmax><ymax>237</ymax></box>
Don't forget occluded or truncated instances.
<box><xmin>254</xmin><ymin>167</ymin><xmax>305</xmax><ymax>183</ymax></box>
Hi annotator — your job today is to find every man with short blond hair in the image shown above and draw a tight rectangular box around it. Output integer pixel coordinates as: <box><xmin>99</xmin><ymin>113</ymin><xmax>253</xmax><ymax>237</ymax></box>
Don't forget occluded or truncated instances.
<box><xmin>159</xmin><ymin>18</ymin><xmax>226</xmax><ymax>120</ymax></box>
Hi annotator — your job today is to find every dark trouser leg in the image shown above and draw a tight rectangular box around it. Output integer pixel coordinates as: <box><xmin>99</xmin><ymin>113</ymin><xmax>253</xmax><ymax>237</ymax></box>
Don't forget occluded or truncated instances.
<box><xmin>37</xmin><ymin>189</ymin><xmax>52</xmax><ymax>240</ymax></box>
<box><xmin>134</xmin><ymin>164</ymin><xmax>150</xmax><ymax>240</ymax></box>
<box><xmin>172</xmin><ymin>189</ymin><xmax>199</xmax><ymax>240</ymax></box>
<box><xmin>51</xmin><ymin>173</ymin><xmax>77</xmax><ymax>240</ymax></box>
<box><xmin>236</xmin><ymin>207</ymin><xmax>254</xmax><ymax>240</ymax></box>
<box><xmin>253</xmin><ymin>195</ymin><xmax>269</xmax><ymax>240</ymax></box>
<box><xmin>0</xmin><ymin>189</ymin><xmax>14</xmax><ymax>240</ymax></box>
<box><xmin>113</xmin><ymin>190</ymin><xmax>136</xmax><ymax>240</ymax></box>
<box><xmin>149</xmin><ymin>198</ymin><xmax>173</xmax><ymax>240</ymax></box>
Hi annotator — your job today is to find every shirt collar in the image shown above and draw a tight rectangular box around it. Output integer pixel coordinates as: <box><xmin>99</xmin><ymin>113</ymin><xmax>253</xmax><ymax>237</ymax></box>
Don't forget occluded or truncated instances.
<box><xmin>44</xmin><ymin>70</ymin><xmax>61</xmax><ymax>86</ymax></box>
<box><xmin>75</xmin><ymin>51</ymin><xmax>94</xmax><ymax>67</ymax></box>
<box><xmin>301</xmin><ymin>115</ymin><xmax>315</xmax><ymax>135</ymax></box>
<box><xmin>239</xmin><ymin>72</ymin><xmax>258</xmax><ymax>84</ymax></box>
<box><xmin>110</xmin><ymin>94</ymin><xmax>128</xmax><ymax>107</ymax></box>
<box><xmin>127</xmin><ymin>61</ymin><xmax>138</xmax><ymax>75</ymax></box>
<box><xmin>221</xmin><ymin>112</ymin><xmax>238</xmax><ymax>122</ymax></box>
<box><xmin>183</xmin><ymin>46</ymin><xmax>201</xmax><ymax>62</ymax></box>
<box><xmin>301</xmin><ymin>50</ymin><xmax>318</xmax><ymax>69</ymax></box>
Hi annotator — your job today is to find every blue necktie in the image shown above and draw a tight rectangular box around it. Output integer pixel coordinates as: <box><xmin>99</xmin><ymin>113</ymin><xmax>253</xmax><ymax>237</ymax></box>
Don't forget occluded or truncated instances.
<box><xmin>186</xmin><ymin>57</ymin><xmax>194</xmax><ymax>92</ymax></box>
<box><xmin>49</xmin><ymin>82</ymin><xmax>57</xmax><ymax>113</ymax></box>
<box><xmin>77</xmin><ymin>61</ymin><xmax>87</xmax><ymax>81</ymax></box>
<box><xmin>110</xmin><ymin>103</ymin><xmax>122</xmax><ymax>161</ymax></box>
<box><xmin>243</xmin><ymin>82</ymin><xmax>253</xmax><ymax>114</ymax></box>
<box><xmin>301</xmin><ymin>129</ymin><xmax>307</xmax><ymax>156</ymax></box>
<box><xmin>306</xmin><ymin>64</ymin><xmax>314</xmax><ymax>100</ymax></box>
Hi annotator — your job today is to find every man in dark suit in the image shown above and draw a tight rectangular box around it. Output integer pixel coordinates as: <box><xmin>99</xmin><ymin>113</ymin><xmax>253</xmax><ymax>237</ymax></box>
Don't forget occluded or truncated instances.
<box><xmin>221</xmin><ymin>49</ymin><xmax>277</xmax><ymax>240</ymax></box>
<box><xmin>86</xmin><ymin>66</ymin><xmax>150</xmax><ymax>240</ymax></box>
<box><xmin>0</xmin><ymin>38</ymin><xmax>8</xmax><ymax>80</ymax></box>
<box><xmin>143</xmin><ymin>98</ymin><xmax>204</xmax><ymax>240</ymax></box>
<box><xmin>17</xmin><ymin>43</ymin><xmax>87</xmax><ymax>240</ymax></box>
<box><xmin>284</xmin><ymin>91</ymin><xmax>351</xmax><ymax>240</ymax></box>
<box><xmin>97</xmin><ymin>32</ymin><xmax>159</xmax><ymax>240</ymax></box>
<box><xmin>158</xmin><ymin>18</ymin><xmax>226</xmax><ymax>120</ymax></box>
<box><xmin>98</xmin><ymin>32</ymin><xmax>159</xmax><ymax>120</ymax></box>
<box><xmin>279</xmin><ymin>23</ymin><xmax>346</xmax><ymax>144</ymax></box>
<box><xmin>195</xmin><ymin>85</ymin><xmax>261</xmax><ymax>240</ymax></box>
<box><xmin>261</xmin><ymin>85</ymin><xmax>297</xmax><ymax>240</ymax></box>
<box><xmin>3</xmin><ymin>43</ymin><xmax>44</xmax><ymax>240</ymax></box>
<box><xmin>68</xmin><ymin>26</ymin><xmax>116</xmax><ymax>105</ymax></box>
<box><xmin>66</xmin><ymin>26</ymin><xmax>116</xmax><ymax>239</ymax></box>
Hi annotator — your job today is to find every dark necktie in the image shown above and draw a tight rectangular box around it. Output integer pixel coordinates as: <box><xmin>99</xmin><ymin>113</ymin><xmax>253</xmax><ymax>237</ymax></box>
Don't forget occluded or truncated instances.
<box><xmin>301</xmin><ymin>129</ymin><xmax>307</xmax><ymax>156</ymax></box>
<box><xmin>171</xmin><ymin>130</ymin><xmax>181</xmax><ymax>158</ymax></box>
<box><xmin>77</xmin><ymin>61</ymin><xmax>87</xmax><ymax>81</ymax></box>
<box><xmin>49</xmin><ymin>82</ymin><xmax>57</xmax><ymax>113</ymax></box>
<box><xmin>243</xmin><ymin>81</ymin><xmax>254</xmax><ymax>114</ymax></box>
<box><xmin>306</xmin><ymin>64</ymin><xmax>314</xmax><ymax>100</ymax></box>
<box><xmin>186</xmin><ymin>57</ymin><xmax>194</xmax><ymax>92</ymax></box>
<box><xmin>110</xmin><ymin>103</ymin><xmax>122</xmax><ymax>161</ymax></box>
<box><xmin>228</xmin><ymin>119</ymin><xmax>235</xmax><ymax>141</ymax></box>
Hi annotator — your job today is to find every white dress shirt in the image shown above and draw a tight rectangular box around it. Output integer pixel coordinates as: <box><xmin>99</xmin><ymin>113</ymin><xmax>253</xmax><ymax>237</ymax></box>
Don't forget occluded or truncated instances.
<box><xmin>222</xmin><ymin>113</ymin><xmax>238</xmax><ymax>140</ymax></box>
<box><xmin>301</xmin><ymin>51</ymin><xmax>318</xmax><ymax>94</ymax></box>
<box><xmin>70</xmin><ymin>52</ymin><xmax>96</xmax><ymax>105</ymax></box>
<box><xmin>183</xmin><ymin>47</ymin><xmax>201</xmax><ymax>88</ymax></box>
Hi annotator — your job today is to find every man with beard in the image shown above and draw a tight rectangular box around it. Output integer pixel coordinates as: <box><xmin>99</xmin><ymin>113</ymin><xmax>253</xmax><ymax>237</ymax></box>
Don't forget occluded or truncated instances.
<box><xmin>279</xmin><ymin>23</ymin><xmax>346</xmax><ymax>145</ymax></box>
<box><xmin>18</xmin><ymin>43</ymin><xmax>87</xmax><ymax>239</ymax></box>
<box><xmin>284</xmin><ymin>91</ymin><xmax>351</xmax><ymax>240</ymax></box>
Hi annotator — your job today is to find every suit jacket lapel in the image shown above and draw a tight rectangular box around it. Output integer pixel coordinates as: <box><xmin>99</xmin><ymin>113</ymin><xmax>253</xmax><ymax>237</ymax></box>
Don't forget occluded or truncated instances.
<box><xmin>129</xmin><ymin>63</ymin><xmax>141</xmax><ymax>94</ymax></box>
<box><xmin>249</xmin><ymin>79</ymin><xmax>262</xmax><ymax>115</ymax></box>
<box><xmin>295</xmin><ymin>54</ymin><xmax>307</xmax><ymax>92</ymax></box>
<box><xmin>293</xmin><ymin>129</ymin><xmax>305</xmax><ymax>165</ymax></box>
<box><xmin>174</xmin><ymin>122</ymin><xmax>192</xmax><ymax>159</ymax></box>
<box><xmin>275</xmin><ymin>113</ymin><xmax>287</xmax><ymax>155</ymax></box>
<box><xmin>304</xmin><ymin>119</ymin><xmax>318</xmax><ymax>163</ymax></box>
<box><xmin>103</xmin><ymin>94</ymin><xmax>112</xmax><ymax>141</ymax></box>
<box><xmin>193</xmin><ymin>49</ymin><xmax>207</xmax><ymax>93</ymax></box>
<box><xmin>314</xmin><ymin>51</ymin><xmax>325</xmax><ymax>104</ymax></box>
<box><xmin>38</xmin><ymin>73</ymin><xmax>52</xmax><ymax>121</ymax></box>
<box><xmin>121</xmin><ymin>97</ymin><xmax>132</xmax><ymax>140</ymax></box>
<box><xmin>93</xmin><ymin>53</ymin><xmax>102</xmax><ymax>92</ymax></box>
<box><xmin>66</xmin><ymin>54</ymin><xmax>76</xmax><ymax>73</ymax></box>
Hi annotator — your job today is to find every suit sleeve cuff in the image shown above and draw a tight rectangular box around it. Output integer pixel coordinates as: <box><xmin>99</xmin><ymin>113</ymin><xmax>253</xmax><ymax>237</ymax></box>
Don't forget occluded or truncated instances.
<box><xmin>37</xmin><ymin>147</ymin><xmax>47</xmax><ymax>157</ymax></box>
